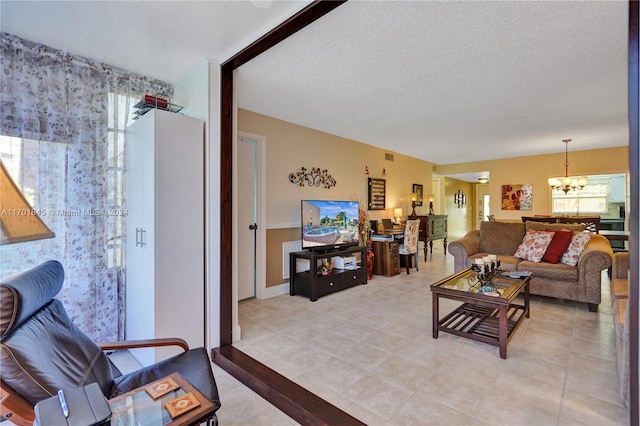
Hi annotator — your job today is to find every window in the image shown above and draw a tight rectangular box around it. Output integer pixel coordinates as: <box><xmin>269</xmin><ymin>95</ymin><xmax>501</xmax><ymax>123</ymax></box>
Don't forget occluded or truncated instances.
<box><xmin>551</xmin><ymin>174</ymin><xmax>625</xmax><ymax>215</ymax></box>
<box><xmin>106</xmin><ymin>93</ymin><xmax>137</xmax><ymax>268</ymax></box>
<box><xmin>0</xmin><ymin>94</ymin><xmax>131</xmax><ymax>269</ymax></box>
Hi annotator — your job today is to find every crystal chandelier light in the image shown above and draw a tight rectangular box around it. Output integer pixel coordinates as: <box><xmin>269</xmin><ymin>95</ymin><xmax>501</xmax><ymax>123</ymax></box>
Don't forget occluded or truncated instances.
<box><xmin>547</xmin><ymin>139</ymin><xmax>587</xmax><ymax>194</ymax></box>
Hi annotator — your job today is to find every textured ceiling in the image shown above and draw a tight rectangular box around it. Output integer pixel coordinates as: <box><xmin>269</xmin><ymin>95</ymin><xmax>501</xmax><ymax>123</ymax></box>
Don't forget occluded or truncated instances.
<box><xmin>238</xmin><ymin>1</ymin><xmax>629</xmax><ymax>166</ymax></box>
<box><xmin>1</xmin><ymin>1</ymin><xmax>630</xmax><ymax>173</ymax></box>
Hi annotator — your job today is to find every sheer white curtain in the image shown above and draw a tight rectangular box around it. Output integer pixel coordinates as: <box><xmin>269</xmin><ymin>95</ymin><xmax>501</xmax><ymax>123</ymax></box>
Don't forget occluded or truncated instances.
<box><xmin>0</xmin><ymin>32</ymin><xmax>172</xmax><ymax>341</ymax></box>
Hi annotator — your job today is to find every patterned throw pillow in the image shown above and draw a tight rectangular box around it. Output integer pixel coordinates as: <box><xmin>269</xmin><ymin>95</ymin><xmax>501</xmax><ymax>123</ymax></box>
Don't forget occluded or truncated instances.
<box><xmin>514</xmin><ymin>229</ymin><xmax>555</xmax><ymax>262</ymax></box>
<box><xmin>560</xmin><ymin>231</ymin><xmax>592</xmax><ymax>266</ymax></box>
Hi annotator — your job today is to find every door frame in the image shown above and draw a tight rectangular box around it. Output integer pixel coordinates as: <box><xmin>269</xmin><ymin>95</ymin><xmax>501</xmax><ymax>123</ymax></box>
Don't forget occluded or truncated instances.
<box><xmin>475</xmin><ymin>183</ymin><xmax>490</xmax><ymax>229</ymax></box>
<box><xmin>217</xmin><ymin>2</ymin><xmax>638</xmax><ymax>423</ymax></box>
<box><xmin>233</xmin><ymin>131</ymin><xmax>266</xmax><ymax>342</ymax></box>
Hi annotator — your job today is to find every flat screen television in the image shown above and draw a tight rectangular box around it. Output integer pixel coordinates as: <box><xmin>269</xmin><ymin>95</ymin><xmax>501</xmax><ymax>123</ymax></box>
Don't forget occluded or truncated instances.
<box><xmin>301</xmin><ymin>200</ymin><xmax>360</xmax><ymax>252</ymax></box>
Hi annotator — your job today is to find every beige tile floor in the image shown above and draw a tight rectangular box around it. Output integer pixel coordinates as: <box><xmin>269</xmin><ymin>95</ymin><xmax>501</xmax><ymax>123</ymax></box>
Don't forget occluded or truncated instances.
<box><xmin>233</xmin><ymin>245</ymin><xmax>631</xmax><ymax>425</ymax></box>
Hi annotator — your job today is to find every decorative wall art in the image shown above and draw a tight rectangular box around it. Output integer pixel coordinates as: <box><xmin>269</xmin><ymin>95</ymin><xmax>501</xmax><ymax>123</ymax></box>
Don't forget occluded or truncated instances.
<box><xmin>289</xmin><ymin>166</ymin><xmax>336</xmax><ymax>189</ymax></box>
<box><xmin>412</xmin><ymin>184</ymin><xmax>423</xmax><ymax>206</ymax></box>
<box><xmin>368</xmin><ymin>178</ymin><xmax>386</xmax><ymax>210</ymax></box>
<box><xmin>501</xmin><ymin>184</ymin><xmax>533</xmax><ymax>210</ymax></box>
<box><xmin>454</xmin><ymin>189</ymin><xmax>466</xmax><ymax>208</ymax></box>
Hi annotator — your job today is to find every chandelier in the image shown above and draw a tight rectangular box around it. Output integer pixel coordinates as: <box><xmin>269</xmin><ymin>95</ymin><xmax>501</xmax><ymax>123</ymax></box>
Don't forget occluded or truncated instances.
<box><xmin>547</xmin><ymin>139</ymin><xmax>587</xmax><ymax>194</ymax></box>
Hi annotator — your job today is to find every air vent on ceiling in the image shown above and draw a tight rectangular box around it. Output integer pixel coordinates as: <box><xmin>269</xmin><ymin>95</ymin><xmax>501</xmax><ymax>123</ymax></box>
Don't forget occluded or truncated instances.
<box><xmin>385</xmin><ymin>153</ymin><xmax>394</xmax><ymax>161</ymax></box>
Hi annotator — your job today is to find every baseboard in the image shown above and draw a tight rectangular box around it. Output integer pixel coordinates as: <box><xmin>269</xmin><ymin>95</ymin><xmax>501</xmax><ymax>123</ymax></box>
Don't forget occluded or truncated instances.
<box><xmin>261</xmin><ymin>282</ymin><xmax>289</xmax><ymax>299</ymax></box>
<box><xmin>232</xmin><ymin>323</ymin><xmax>242</xmax><ymax>343</ymax></box>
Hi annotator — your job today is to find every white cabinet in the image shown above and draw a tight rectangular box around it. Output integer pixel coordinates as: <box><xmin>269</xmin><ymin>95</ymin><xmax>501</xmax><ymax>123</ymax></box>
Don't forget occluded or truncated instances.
<box><xmin>125</xmin><ymin>109</ymin><xmax>204</xmax><ymax>366</ymax></box>
<box><xmin>610</xmin><ymin>175</ymin><xmax>626</xmax><ymax>203</ymax></box>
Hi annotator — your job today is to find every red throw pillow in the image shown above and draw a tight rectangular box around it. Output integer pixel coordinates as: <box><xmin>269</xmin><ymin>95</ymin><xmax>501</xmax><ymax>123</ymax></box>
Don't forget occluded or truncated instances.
<box><xmin>542</xmin><ymin>229</ymin><xmax>573</xmax><ymax>264</ymax></box>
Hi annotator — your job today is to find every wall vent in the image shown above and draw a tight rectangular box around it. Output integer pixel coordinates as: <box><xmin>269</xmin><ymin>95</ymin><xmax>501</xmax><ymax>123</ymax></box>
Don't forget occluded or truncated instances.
<box><xmin>432</xmin><ymin>165</ymin><xmax>438</xmax><ymax>172</ymax></box>
<box><xmin>385</xmin><ymin>153</ymin><xmax>394</xmax><ymax>161</ymax></box>
<box><xmin>282</xmin><ymin>240</ymin><xmax>302</xmax><ymax>279</ymax></box>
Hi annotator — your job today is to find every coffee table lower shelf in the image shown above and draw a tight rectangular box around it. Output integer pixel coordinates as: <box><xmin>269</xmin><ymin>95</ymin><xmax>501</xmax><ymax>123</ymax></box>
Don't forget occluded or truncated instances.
<box><xmin>437</xmin><ymin>302</ymin><xmax>526</xmax><ymax>355</ymax></box>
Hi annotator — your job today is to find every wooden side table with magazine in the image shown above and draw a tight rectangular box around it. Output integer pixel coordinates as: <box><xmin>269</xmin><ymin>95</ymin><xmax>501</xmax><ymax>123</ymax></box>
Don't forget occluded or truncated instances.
<box><xmin>430</xmin><ymin>267</ymin><xmax>530</xmax><ymax>359</ymax></box>
<box><xmin>109</xmin><ymin>372</ymin><xmax>214</xmax><ymax>425</ymax></box>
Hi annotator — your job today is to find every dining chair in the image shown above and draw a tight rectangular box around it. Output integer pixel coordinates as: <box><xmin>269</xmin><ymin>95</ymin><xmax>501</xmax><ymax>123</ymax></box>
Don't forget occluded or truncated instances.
<box><xmin>398</xmin><ymin>219</ymin><xmax>420</xmax><ymax>274</ymax></box>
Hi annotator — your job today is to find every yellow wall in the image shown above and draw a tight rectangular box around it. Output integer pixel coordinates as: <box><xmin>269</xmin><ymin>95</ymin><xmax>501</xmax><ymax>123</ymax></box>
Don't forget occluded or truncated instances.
<box><xmin>444</xmin><ymin>178</ymin><xmax>474</xmax><ymax>240</ymax></box>
<box><xmin>438</xmin><ymin>146</ymin><xmax>629</xmax><ymax>222</ymax></box>
<box><xmin>239</xmin><ymin>109</ymin><xmax>437</xmax><ymax>286</ymax></box>
<box><xmin>239</xmin><ymin>108</ymin><xmax>629</xmax><ymax>286</ymax></box>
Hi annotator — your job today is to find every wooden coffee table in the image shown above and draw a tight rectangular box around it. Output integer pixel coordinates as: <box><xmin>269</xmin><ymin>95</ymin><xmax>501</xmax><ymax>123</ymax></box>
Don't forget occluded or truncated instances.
<box><xmin>430</xmin><ymin>268</ymin><xmax>530</xmax><ymax>359</ymax></box>
<box><xmin>109</xmin><ymin>372</ymin><xmax>214</xmax><ymax>425</ymax></box>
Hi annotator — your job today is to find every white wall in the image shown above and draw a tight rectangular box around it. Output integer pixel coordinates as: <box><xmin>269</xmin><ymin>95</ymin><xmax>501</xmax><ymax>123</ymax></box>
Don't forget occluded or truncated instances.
<box><xmin>174</xmin><ymin>59</ymin><xmax>222</xmax><ymax>350</ymax></box>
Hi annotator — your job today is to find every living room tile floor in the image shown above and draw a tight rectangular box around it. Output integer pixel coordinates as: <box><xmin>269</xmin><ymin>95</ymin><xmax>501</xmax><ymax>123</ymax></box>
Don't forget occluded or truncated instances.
<box><xmin>231</xmin><ymin>245</ymin><xmax>630</xmax><ymax>425</ymax></box>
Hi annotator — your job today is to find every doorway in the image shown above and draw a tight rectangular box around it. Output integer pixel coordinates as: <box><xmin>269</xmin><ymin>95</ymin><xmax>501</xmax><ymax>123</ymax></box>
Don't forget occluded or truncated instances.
<box><xmin>236</xmin><ymin>132</ymin><xmax>266</xmax><ymax>304</ymax></box>
<box><xmin>475</xmin><ymin>183</ymin><xmax>490</xmax><ymax>228</ymax></box>
<box><xmin>237</xmin><ymin>135</ymin><xmax>258</xmax><ymax>300</ymax></box>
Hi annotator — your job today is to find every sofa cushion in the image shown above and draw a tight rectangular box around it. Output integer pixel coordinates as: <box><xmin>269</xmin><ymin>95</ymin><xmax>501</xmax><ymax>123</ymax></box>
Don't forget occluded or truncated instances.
<box><xmin>612</xmin><ymin>252</ymin><xmax>629</xmax><ymax>280</ymax></box>
<box><xmin>479</xmin><ymin>221</ymin><xmax>525</xmax><ymax>255</ymax></box>
<box><xmin>518</xmin><ymin>260</ymin><xmax>578</xmax><ymax>281</ymax></box>
<box><xmin>514</xmin><ymin>229</ymin><xmax>555</xmax><ymax>262</ymax></box>
<box><xmin>560</xmin><ymin>231</ymin><xmax>592</xmax><ymax>266</ymax></box>
<box><xmin>542</xmin><ymin>229</ymin><xmax>574</xmax><ymax>264</ymax></box>
<box><xmin>525</xmin><ymin>221</ymin><xmax>585</xmax><ymax>232</ymax></box>
<box><xmin>611</xmin><ymin>278</ymin><xmax>629</xmax><ymax>301</ymax></box>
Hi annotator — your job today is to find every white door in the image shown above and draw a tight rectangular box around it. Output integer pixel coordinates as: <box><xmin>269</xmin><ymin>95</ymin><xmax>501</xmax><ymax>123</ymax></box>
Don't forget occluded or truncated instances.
<box><xmin>475</xmin><ymin>183</ymin><xmax>490</xmax><ymax>229</ymax></box>
<box><xmin>238</xmin><ymin>136</ymin><xmax>258</xmax><ymax>300</ymax></box>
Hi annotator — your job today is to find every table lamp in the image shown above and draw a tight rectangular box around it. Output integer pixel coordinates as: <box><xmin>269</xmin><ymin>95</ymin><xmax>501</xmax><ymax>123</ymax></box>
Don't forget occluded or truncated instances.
<box><xmin>394</xmin><ymin>208</ymin><xmax>403</xmax><ymax>224</ymax></box>
<box><xmin>410</xmin><ymin>193</ymin><xmax>417</xmax><ymax>216</ymax></box>
<box><xmin>427</xmin><ymin>194</ymin><xmax>435</xmax><ymax>215</ymax></box>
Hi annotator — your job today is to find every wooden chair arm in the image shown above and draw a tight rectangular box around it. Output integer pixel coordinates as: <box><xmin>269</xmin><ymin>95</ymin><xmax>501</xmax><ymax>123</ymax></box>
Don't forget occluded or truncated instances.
<box><xmin>98</xmin><ymin>337</ymin><xmax>189</xmax><ymax>352</ymax></box>
<box><xmin>0</xmin><ymin>379</ymin><xmax>34</xmax><ymax>426</ymax></box>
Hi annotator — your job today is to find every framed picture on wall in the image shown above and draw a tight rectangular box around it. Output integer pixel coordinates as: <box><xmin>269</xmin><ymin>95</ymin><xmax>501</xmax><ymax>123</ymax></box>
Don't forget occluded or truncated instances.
<box><xmin>412</xmin><ymin>184</ymin><xmax>423</xmax><ymax>206</ymax></box>
<box><xmin>501</xmin><ymin>184</ymin><xmax>533</xmax><ymax>210</ymax></box>
<box><xmin>368</xmin><ymin>178</ymin><xmax>386</xmax><ymax>210</ymax></box>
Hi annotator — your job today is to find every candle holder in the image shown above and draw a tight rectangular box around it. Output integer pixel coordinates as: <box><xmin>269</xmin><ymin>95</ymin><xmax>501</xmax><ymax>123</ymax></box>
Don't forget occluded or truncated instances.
<box><xmin>469</xmin><ymin>259</ymin><xmax>502</xmax><ymax>294</ymax></box>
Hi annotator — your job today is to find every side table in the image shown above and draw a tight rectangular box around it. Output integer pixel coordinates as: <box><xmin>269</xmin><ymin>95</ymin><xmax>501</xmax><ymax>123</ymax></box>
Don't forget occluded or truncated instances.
<box><xmin>372</xmin><ymin>240</ymin><xmax>400</xmax><ymax>276</ymax></box>
<box><xmin>109</xmin><ymin>372</ymin><xmax>214</xmax><ymax>425</ymax></box>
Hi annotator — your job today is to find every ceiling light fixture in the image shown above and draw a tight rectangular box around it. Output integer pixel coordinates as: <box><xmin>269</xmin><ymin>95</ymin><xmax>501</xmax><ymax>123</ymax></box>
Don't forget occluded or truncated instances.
<box><xmin>548</xmin><ymin>139</ymin><xmax>587</xmax><ymax>194</ymax></box>
<box><xmin>478</xmin><ymin>177</ymin><xmax>489</xmax><ymax>184</ymax></box>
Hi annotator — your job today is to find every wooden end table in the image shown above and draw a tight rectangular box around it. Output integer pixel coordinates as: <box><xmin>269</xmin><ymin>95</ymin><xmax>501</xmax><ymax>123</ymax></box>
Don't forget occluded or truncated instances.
<box><xmin>430</xmin><ymin>268</ymin><xmax>530</xmax><ymax>359</ymax></box>
<box><xmin>109</xmin><ymin>372</ymin><xmax>214</xmax><ymax>425</ymax></box>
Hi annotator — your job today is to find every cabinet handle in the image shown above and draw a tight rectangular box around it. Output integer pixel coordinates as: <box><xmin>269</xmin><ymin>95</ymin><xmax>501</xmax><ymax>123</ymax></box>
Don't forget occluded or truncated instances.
<box><xmin>136</xmin><ymin>227</ymin><xmax>147</xmax><ymax>248</ymax></box>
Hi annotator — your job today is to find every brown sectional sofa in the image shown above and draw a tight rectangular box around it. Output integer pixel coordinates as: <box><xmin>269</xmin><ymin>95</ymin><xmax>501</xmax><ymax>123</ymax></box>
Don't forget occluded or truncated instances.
<box><xmin>449</xmin><ymin>221</ymin><xmax>613</xmax><ymax>312</ymax></box>
<box><xmin>611</xmin><ymin>252</ymin><xmax>630</xmax><ymax>407</ymax></box>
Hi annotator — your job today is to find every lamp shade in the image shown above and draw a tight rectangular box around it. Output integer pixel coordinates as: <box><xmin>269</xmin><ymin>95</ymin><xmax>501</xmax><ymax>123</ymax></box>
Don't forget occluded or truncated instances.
<box><xmin>427</xmin><ymin>194</ymin><xmax>435</xmax><ymax>202</ymax></box>
<box><xmin>0</xmin><ymin>160</ymin><xmax>55</xmax><ymax>244</ymax></box>
<box><xmin>394</xmin><ymin>208</ymin><xmax>403</xmax><ymax>218</ymax></box>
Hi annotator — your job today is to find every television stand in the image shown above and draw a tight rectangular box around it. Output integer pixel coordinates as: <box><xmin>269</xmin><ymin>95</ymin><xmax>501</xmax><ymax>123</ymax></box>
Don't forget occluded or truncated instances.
<box><xmin>289</xmin><ymin>246</ymin><xmax>367</xmax><ymax>301</ymax></box>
